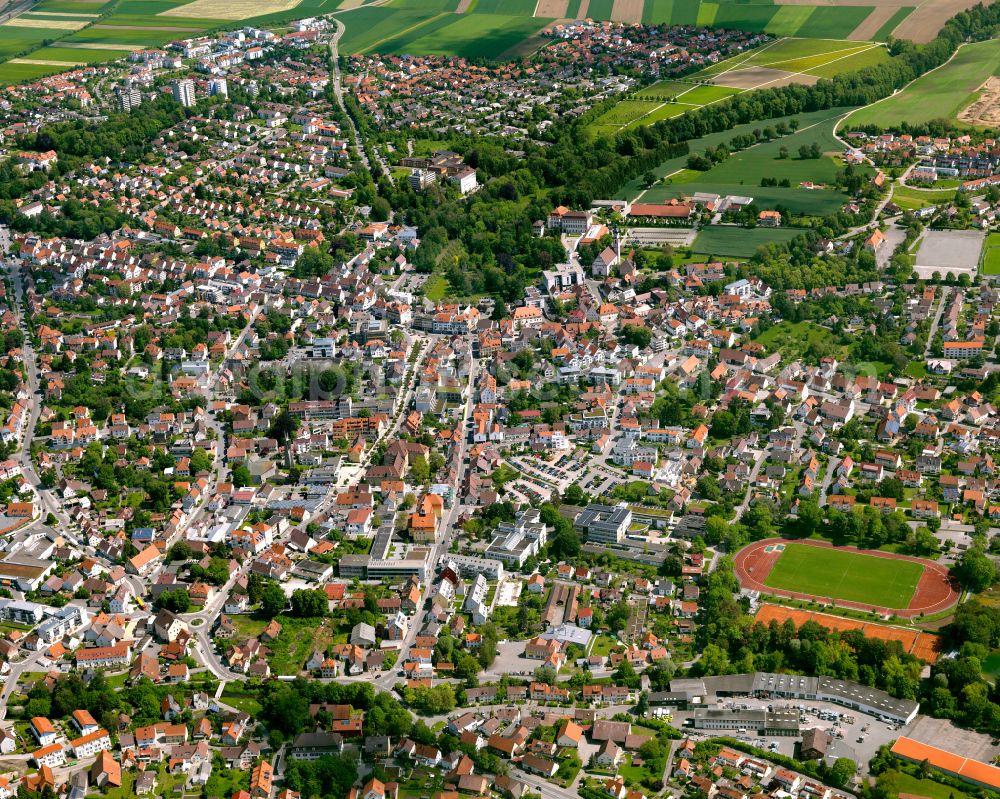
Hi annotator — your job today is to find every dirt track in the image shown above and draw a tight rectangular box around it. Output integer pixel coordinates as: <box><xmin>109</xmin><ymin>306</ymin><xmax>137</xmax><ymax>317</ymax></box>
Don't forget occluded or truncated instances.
<box><xmin>958</xmin><ymin>76</ymin><xmax>1000</xmax><ymax>127</ymax></box>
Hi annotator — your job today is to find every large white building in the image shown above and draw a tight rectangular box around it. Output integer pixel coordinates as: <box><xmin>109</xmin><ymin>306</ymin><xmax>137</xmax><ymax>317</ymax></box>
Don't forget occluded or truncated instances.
<box><xmin>484</xmin><ymin>508</ymin><xmax>548</xmax><ymax>567</ymax></box>
<box><xmin>172</xmin><ymin>79</ymin><xmax>196</xmax><ymax>108</ymax></box>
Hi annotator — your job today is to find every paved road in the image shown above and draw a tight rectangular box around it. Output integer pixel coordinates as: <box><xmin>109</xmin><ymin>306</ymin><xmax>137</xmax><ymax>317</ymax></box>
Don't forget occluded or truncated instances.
<box><xmin>734</xmin><ymin>449</ymin><xmax>766</xmax><ymax>519</ymax></box>
<box><xmin>818</xmin><ymin>456</ymin><xmax>840</xmax><ymax>506</ymax></box>
<box><xmin>328</xmin><ymin>19</ymin><xmax>374</xmax><ymax>177</ymax></box>
<box><xmin>923</xmin><ymin>285</ymin><xmax>950</xmax><ymax>359</ymax></box>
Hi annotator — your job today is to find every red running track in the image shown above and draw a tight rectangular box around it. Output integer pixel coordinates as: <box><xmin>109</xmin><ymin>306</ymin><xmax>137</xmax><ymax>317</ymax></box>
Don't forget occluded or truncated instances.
<box><xmin>733</xmin><ymin>538</ymin><xmax>960</xmax><ymax>618</ymax></box>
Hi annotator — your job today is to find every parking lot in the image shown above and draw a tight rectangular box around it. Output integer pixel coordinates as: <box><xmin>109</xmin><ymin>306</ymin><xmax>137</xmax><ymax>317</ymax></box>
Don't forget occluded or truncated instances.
<box><xmin>508</xmin><ymin>452</ymin><xmax>629</xmax><ymax>500</ymax></box>
<box><xmin>670</xmin><ymin>696</ymin><xmax>909</xmax><ymax>774</ymax></box>
<box><xmin>914</xmin><ymin>228</ymin><xmax>985</xmax><ymax>278</ymax></box>
<box><xmin>483</xmin><ymin>641</ymin><xmax>542</xmax><ymax>679</ymax></box>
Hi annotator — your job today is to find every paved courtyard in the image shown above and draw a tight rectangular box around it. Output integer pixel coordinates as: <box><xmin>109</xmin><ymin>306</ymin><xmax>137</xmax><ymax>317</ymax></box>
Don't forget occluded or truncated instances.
<box><xmin>914</xmin><ymin>228</ymin><xmax>985</xmax><ymax>278</ymax></box>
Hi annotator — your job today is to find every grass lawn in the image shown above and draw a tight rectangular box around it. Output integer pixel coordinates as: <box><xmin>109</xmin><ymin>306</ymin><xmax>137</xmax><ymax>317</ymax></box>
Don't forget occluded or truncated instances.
<box><xmin>764</xmin><ymin>543</ymin><xmax>924</xmax><ymax>608</ymax></box>
<box><xmin>892</xmin><ymin>185</ymin><xmax>956</xmax><ymax>212</ymax></box>
<box><xmin>640</xmin><ymin>107</ymin><xmax>859</xmax><ymax>215</ymax></box>
<box><xmin>423</xmin><ymin>273</ymin><xmax>449</xmax><ymax>302</ymax></box>
<box><xmin>266</xmin><ymin>616</ymin><xmax>335</xmax><ymax>675</ymax></box>
<box><xmin>618</xmin><ymin>756</ymin><xmax>655</xmax><ymax>788</ymax></box>
<box><xmin>103</xmin><ymin>771</ymin><xmax>136</xmax><ymax>799</ymax></box>
<box><xmin>681</xmin><ymin>108</ymin><xmax>849</xmax><ymax>185</ymax></box>
<box><xmin>981</xmin><ymin>232</ymin><xmax>1000</xmax><ymax>275</ymax></box>
<box><xmin>204</xmin><ymin>766</ymin><xmax>250</xmax><ymax>799</ymax></box>
<box><xmin>903</xmin><ymin>361</ymin><xmax>927</xmax><ymax>379</ymax></box>
<box><xmin>105</xmin><ymin>672</ymin><xmax>129</xmax><ymax>689</ymax></box>
<box><xmin>229</xmin><ymin>616</ymin><xmax>266</xmax><ymax>641</ymax></box>
<box><xmin>590</xmin><ymin>634</ymin><xmax>618</xmax><ymax>657</ymax></box>
<box><xmin>847</xmin><ymin>38</ymin><xmax>1000</xmax><ymax>128</ymax></box>
<box><xmin>616</xmin><ymin>107</ymin><xmax>849</xmax><ymax>200</ymax></box>
<box><xmin>693</xmin><ymin>226</ymin><xmax>802</xmax><ymax>258</ymax></box>
<box><xmin>221</xmin><ymin>683</ymin><xmax>263</xmax><ymax>715</ymax></box>
<box><xmin>892</xmin><ymin>772</ymin><xmax>974</xmax><ymax>799</ymax></box>
<box><xmin>984</xmin><ymin>650</ymin><xmax>1000</xmax><ymax>676</ymax></box>
<box><xmin>754</xmin><ymin>320</ymin><xmax>843</xmax><ymax>360</ymax></box>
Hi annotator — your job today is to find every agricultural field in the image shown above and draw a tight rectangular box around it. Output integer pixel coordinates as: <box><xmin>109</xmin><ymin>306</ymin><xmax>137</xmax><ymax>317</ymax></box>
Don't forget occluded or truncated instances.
<box><xmin>16</xmin><ymin>45</ymin><xmax>134</xmax><ymax>63</ymax></box>
<box><xmin>847</xmin><ymin>38</ymin><xmax>1000</xmax><ymax>129</ymax></box>
<box><xmin>696</xmin><ymin>37</ymin><xmax>889</xmax><ymax>88</ymax></box>
<box><xmin>365</xmin><ymin>12</ymin><xmax>554</xmax><ymax>60</ymax></box>
<box><xmin>981</xmin><ymin>232</ymin><xmax>1000</xmax><ymax>276</ymax></box>
<box><xmin>639</xmin><ymin>1</ymin><xmax>879</xmax><ymax>40</ymax></box>
<box><xmin>692</xmin><ymin>226</ymin><xmax>800</xmax><ymax>257</ymax></box>
<box><xmin>763</xmin><ymin>543</ymin><xmax>924</xmax><ymax>608</ymax></box>
<box><xmin>589</xmin><ymin>81</ymin><xmax>740</xmax><ymax>137</ymax></box>
<box><xmin>0</xmin><ymin>25</ymin><xmax>62</xmax><ymax>62</ymax></box>
<box><xmin>591</xmin><ymin>39</ymin><xmax>885</xmax><ymax>138</ymax></box>
<box><xmin>0</xmin><ymin>61</ymin><xmax>72</xmax><ymax>84</ymax></box>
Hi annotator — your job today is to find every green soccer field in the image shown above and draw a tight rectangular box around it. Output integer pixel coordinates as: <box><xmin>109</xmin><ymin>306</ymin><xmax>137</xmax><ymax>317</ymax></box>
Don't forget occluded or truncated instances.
<box><xmin>763</xmin><ymin>543</ymin><xmax>924</xmax><ymax>608</ymax></box>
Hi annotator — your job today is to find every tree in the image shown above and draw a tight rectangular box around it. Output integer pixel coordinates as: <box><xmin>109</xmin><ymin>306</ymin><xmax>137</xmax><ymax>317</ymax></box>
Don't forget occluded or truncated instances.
<box><xmin>158</xmin><ymin>588</ymin><xmax>190</xmax><ymax>614</ymax></box>
<box><xmin>269</xmin><ymin>410</ymin><xmax>299</xmax><ymax>444</ymax></box>
<box><xmin>291</xmin><ymin>247</ymin><xmax>334</xmax><ymax>278</ymax></box>
<box><xmin>231</xmin><ymin>464</ymin><xmax>252</xmax><ymax>488</ymax></box>
<box><xmin>829</xmin><ymin>758</ymin><xmax>856</xmax><ymax>788</ymax></box>
<box><xmin>563</xmin><ymin>483</ymin><xmax>588</xmax><ymax>506</ymax></box>
<box><xmin>258</xmin><ymin>583</ymin><xmax>287</xmax><ymax>618</ymax></box>
<box><xmin>168</xmin><ymin>541</ymin><xmax>193</xmax><ymax>562</ymax></box>
<box><xmin>290</xmin><ymin>588</ymin><xmax>327</xmax><ymax>618</ymax></box>
<box><xmin>953</xmin><ymin>547</ymin><xmax>999</xmax><ymax>593</ymax></box>
<box><xmin>620</xmin><ymin>324</ymin><xmax>652</xmax><ymax>349</ymax></box>
<box><xmin>410</xmin><ymin>455</ymin><xmax>430</xmax><ymax>485</ymax></box>
<box><xmin>455</xmin><ymin>654</ymin><xmax>481</xmax><ymax>681</ymax></box>
<box><xmin>533</xmin><ymin>665</ymin><xmax>557</xmax><ymax>684</ymax></box>
<box><xmin>696</xmin><ymin>475</ymin><xmax>721</xmax><ymax>502</ymax></box>
<box><xmin>413</xmin><ymin>684</ymin><xmax>455</xmax><ymax>715</ymax></box>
